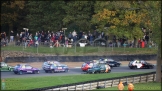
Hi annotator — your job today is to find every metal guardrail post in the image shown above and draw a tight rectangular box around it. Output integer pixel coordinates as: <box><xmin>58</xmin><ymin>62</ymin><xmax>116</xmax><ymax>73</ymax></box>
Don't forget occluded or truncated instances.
<box><xmin>82</xmin><ymin>84</ymin><xmax>84</xmax><ymax>91</ymax></box>
<box><xmin>104</xmin><ymin>80</ymin><xmax>106</xmax><ymax>88</ymax></box>
<box><xmin>111</xmin><ymin>80</ymin><xmax>113</xmax><ymax>87</ymax></box>
<box><xmin>140</xmin><ymin>75</ymin><xmax>141</xmax><ymax>82</ymax></box>
<box><xmin>153</xmin><ymin>73</ymin><xmax>155</xmax><ymax>81</ymax></box>
<box><xmin>133</xmin><ymin>76</ymin><xmax>135</xmax><ymax>83</ymax></box>
<box><xmin>89</xmin><ymin>82</ymin><xmax>91</xmax><ymax>90</ymax></box>
<box><xmin>146</xmin><ymin>75</ymin><xmax>148</xmax><ymax>82</ymax></box>
<box><xmin>75</xmin><ymin>84</ymin><xmax>77</xmax><ymax>91</ymax></box>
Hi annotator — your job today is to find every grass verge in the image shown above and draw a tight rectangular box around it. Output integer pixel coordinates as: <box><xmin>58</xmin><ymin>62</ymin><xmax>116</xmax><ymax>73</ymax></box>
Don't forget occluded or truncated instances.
<box><xmin>95</xmin><ymin>82</ymin><xmax>161</xmax><ymax>90</ymax></box>
<box><xmin>3</xmin><ymin>72</ymin><xmax>148</xmax><ymax>90</ymax></box>
<box><xmin>1</xmin><ymin>45</ymin><xmax>157</xmax><ymax>56</ymax></box>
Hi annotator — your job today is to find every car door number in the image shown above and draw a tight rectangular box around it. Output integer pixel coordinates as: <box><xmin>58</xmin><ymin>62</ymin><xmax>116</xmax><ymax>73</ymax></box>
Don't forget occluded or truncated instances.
<box><xmin>27</xmin><ymin>71</ymin><xmax>32</xmax><ymax>72</ymax></box>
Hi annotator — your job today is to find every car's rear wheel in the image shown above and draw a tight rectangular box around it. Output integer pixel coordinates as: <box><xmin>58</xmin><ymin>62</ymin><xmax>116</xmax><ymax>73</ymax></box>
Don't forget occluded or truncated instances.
<box><xmin>14</xmin><ymin>72</ymin><xmax>18</xmax><ymax>74</ymax></box>
<box><xmin>116</xmin><ymin>64</ymin><xmax>120</xmax><ymax>67</ymax></box>
<box><xmin>65</xmin><ymin>69</ymin><xmax>68</xmax><ymax>72</ymax></box>
<box><xmin>149</xmin><ymin>66</ymin><xmax>153</xmax><ymax>69</ymax></box>
<box><xmin>133</xmin><ymin>66</ymin><xmax>137</xmax><ymax>69</ymax></box>
<box><xmin>18</xmin><ymin>70</ymin><xmax>23</xmax><ymax>75</ymax></box>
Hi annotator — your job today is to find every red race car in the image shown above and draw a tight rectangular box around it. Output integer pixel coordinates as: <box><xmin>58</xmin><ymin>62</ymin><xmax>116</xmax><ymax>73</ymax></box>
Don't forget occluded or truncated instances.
<box><xmin>81</xmin><ymin>62</ymin><xmax>96</xmax><ymax>72</ymax></box>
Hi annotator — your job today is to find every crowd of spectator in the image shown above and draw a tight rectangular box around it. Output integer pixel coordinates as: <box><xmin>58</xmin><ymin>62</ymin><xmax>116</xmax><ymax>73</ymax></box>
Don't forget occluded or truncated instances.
<box><xmin>0</xmin><ymin>27</ymin><xmax>153</xmax><ymax>48</ymax></box>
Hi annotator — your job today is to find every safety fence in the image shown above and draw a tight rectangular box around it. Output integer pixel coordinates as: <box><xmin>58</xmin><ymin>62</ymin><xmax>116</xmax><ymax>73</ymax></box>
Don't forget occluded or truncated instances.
<box><xmin>28</xmin><ymin>71</ymin><xmax>160</xmax><ymax>91</ymax></box>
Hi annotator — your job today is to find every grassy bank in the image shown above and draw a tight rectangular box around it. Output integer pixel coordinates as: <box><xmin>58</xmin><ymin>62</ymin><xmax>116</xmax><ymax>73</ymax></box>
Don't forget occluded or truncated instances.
<box><xmin>95</xmin><ymin>82</ymin><xmax>161</xmax><ymax>90</ymax></box>
<box><xmin>1</xmin><ymin>45</ymin><xmax>157</xmax><ymax>56</ymax></box>
<box><xmin>3</xmin><ymin>72</ymin><xmax>147</xmax><ymax>90</ymax></box>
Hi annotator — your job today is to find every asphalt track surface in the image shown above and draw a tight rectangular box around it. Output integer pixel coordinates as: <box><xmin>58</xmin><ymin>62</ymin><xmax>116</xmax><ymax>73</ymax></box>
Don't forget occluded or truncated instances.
<box><xmin>1</xmin><ymin>66</ymin><xmax>156</xmax><ymax>78</ymax></box>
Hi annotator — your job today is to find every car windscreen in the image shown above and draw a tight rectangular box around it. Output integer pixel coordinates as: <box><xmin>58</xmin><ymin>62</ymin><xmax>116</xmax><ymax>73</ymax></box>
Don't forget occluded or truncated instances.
<box><xmin>14</xmin><ymin>64</ymin><xmax>21</xmax><ymax>69</ymax></box>
<box><xmin>82</xmin><ymin>63</ymin><xmax>87</xmax><ymax>67</ymax></box>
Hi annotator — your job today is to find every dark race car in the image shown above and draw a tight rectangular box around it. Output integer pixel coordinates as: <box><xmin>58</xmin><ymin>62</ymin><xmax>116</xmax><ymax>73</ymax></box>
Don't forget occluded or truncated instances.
<box><xmin>86</xmin><ymin>63</ymin><xmax>111</xmax><ymax>74</ymax></box>
<box><xmin>13</xmin><ymin>64</ymin><xmax>40</xmax><ymax>75</ymax></box>
<box><xmin>128</xmin><ymin>60</ymin><xmax>154</xmax><ymax>69</ymax></box>
<box><xmin>43</xmin><ymin>63</ymin><xmax>69</xmax><ymax>73</ymax></box>
<box><xmin>106</xmin><ymin>61</ymin><xmax>121</xmax><ymax>67</ymax></box>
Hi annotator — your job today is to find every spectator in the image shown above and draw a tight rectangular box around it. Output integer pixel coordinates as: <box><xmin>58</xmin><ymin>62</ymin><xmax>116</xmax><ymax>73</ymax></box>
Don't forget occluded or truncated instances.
<box><xmin>89</xmin><ymin>34</ymin><xmax>93</xmax><ymax>45</ymax></box>
<box><xmin>145</xmin><ymin>34</ymin><xmax>149</xmax><ymax>45</ymax></box>
<box><xmin>68</xmin><ymin>32</ymin><xmax>72</xmax><ymax>40</ymax></box>
<box><xmin>15</xmin><ymin>33</ymin><xmax>20</xmax><ymax>46</ymax></box>
<box><xmin>10</xmin><ymin>30</ymin><xmax>14</xmax><ymax>42</ymax></box>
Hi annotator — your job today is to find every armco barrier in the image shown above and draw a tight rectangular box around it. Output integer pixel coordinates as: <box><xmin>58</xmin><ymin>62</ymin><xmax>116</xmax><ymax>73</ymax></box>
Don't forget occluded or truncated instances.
<box><xmin>27</xmin><ymin>71</ymin><xmax>161</xmax><ymax>91</ymax></box>
<box><xmin>4</xmin><ymin>54</ymin><xmax>157</xmax><ymax>63</ymax></box>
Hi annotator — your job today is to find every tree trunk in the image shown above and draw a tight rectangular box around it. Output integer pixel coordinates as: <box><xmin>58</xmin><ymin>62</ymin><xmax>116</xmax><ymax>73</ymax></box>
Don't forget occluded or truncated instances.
<box><xmin>156</xmin><ymin>43</ymin><xmax>162</xmax><ymax>82</ymax></box>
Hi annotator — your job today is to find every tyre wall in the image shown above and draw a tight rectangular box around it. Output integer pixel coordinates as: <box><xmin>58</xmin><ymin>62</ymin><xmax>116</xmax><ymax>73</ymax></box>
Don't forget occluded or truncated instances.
<box><xmin>4</xmin><ymin>54</ymin><xmax>157</xmax><ymax>63</ymax></box>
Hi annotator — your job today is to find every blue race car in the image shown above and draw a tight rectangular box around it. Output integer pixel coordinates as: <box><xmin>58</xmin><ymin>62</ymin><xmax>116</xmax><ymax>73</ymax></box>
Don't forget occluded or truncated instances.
<box><xmin>43</xmin><ymin>62</ymin><xmax>69</xmax><ymax>73</ymax></box>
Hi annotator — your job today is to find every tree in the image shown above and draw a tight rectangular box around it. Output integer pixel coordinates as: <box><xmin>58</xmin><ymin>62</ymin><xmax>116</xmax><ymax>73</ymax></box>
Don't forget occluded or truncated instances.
<box><xmin>92</xmin><ymin>1</ymin><xmax>161</xmax><ymax>82</ymax></box>
<box><xmin>26</xmin><ymin>1</ymin><xmax>66</xmax><ymax>33</ymax></box>
<box><xmin>91</xmin><ymin>1</ymin><xmax>150</xmax><ymax>43</ymax></box>
<box><xmin>62</xmin><ymin>1</ymin><xmax>94</xmax><ymax>32</ymax></box>
<box><xmin>144</xmin><ymin>1</ymin><xmax>161</xmax><ymax>82</ymax></box>
<box><xmin>1</xmin><ymin>1</ymin><xmax>26</xmax><ymax>35</ymax></box>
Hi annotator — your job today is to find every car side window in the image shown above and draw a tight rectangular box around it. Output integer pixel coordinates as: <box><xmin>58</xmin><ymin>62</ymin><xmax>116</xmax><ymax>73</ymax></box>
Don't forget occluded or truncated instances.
<box><xmin>21</xmin><ymin>65</ymin><xmax>25</xmax><ymax>69</ymax></box>
<box><xmin>25</xmin><ymin>65</ymin><xmax>32</xmax><ymax>69</ymax></box>
<box><xmin>1</xmin><ymin>63</ymin><xmax>7</xmax><ymax>67</ymax></box>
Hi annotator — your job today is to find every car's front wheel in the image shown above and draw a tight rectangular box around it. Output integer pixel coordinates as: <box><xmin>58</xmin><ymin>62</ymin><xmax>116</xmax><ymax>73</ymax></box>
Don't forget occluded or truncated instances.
<box><xmin>91</xmin><ymin>71</ymin><xmax>95</xmax><ymax>74</ymax></box>
<box><xmin>10</xmin><ymin>68</ymin><xmax>13</xmax><ymax>71</ymax></box>
<box><xmin>108</xmin><ymin>70</ymin><xmax>111</xmax><ymax>73</ymax></box>
<box><xmin>14</xmin><ymin>72</ymin><xmax>18</xmax><ymax>74</ymax></box>
<box><xmin>18</xmin><ymin>70</ymin><xmax>23</xmax><ymax>75</ymax></box>
<box><xmin>51</xmin><ymin>69</ymin><xmax>55</xmax><ymax>73</ymax></box>
<box><xmin>33</xmin><ymin>70</ymin><xmax>39</xmax><ymax>74</ymax></box>
<box><xmin>45</xmin><ymin>70</ymin><xmax>48</xmax><ymax>73</ymax></box>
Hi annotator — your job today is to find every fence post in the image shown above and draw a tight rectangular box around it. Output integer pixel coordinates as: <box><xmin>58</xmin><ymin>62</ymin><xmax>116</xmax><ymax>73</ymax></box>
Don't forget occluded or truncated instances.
<box><xmin>111</xmin><ymin>80</ymin><xmax>113</xmax><ymax>87</ymax></box>
<box><xmin>82</xmin><ymin>84</ymin><xmax>84</xmax><ymax>91</ymax></box>
<box><xmin>89</xmin><ymin>82</ymin><xmax>91</xmax><ymax>90</ymax></box>
<box><xmin>153</xmin><ymin>73</ymin><xmax>155</xmax><ymax>81</ymax></box>
<box><xmin>104</xmin><ymin>80</ymin><xmax>106</xmax><ymax>88</ymax></box>
<box><xmin>75</xmin><ymin>84</ymin><xmax>77</xmax><ymax>91</ymax></box>
<box><xmin>139</xmin><ymin>75</ymin><xmax>141</xmax><ymax>83</ymax></box>
<box><xmin>133</xmin><ymin>76</ymin><xmax>135</xmax><ymax>83</ymax></box>
<box><xmin>146</xmin><ymin>75</ymin><xmax>148</xmax><ymax>82</ymax></box>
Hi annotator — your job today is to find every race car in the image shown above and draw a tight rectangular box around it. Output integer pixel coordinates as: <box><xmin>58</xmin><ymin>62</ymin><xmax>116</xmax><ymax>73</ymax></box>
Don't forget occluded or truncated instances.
<box><xmin>106</xmin><ymin>61</ymin><xmax>121</xmax><ymax>67</ymax></box>
<box><xmin>0</xmin><ymin>62</ymin><xmax>14</xmax><ymax>71</ymax></box>
<box><xmin>43</xmin><ymin>63</ymin><xmax>69</xmax><ymax>73</ymax></box>
<box><xmin>13</xmin><ymin>64</ymin><xmax>40</xmax><ymax>75</ymax></box>
<box><xmin>128</xmin><ymin>60</ymin><xmax>154</xmax><ymax>69</ymax></box>
<box><xmin>42</xmin><ymin>61</ymin><xmax>68</xmax><ymax>70</ymax></box>
<box><xmin>81</xmin><ymin>61</ymin><xmax>97</xmax><ymax>72</ymax></box>
<box><xmin>86</xmin><ymin>63</ymin><xmax>111</xmax><ymax>74</ymax></box>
